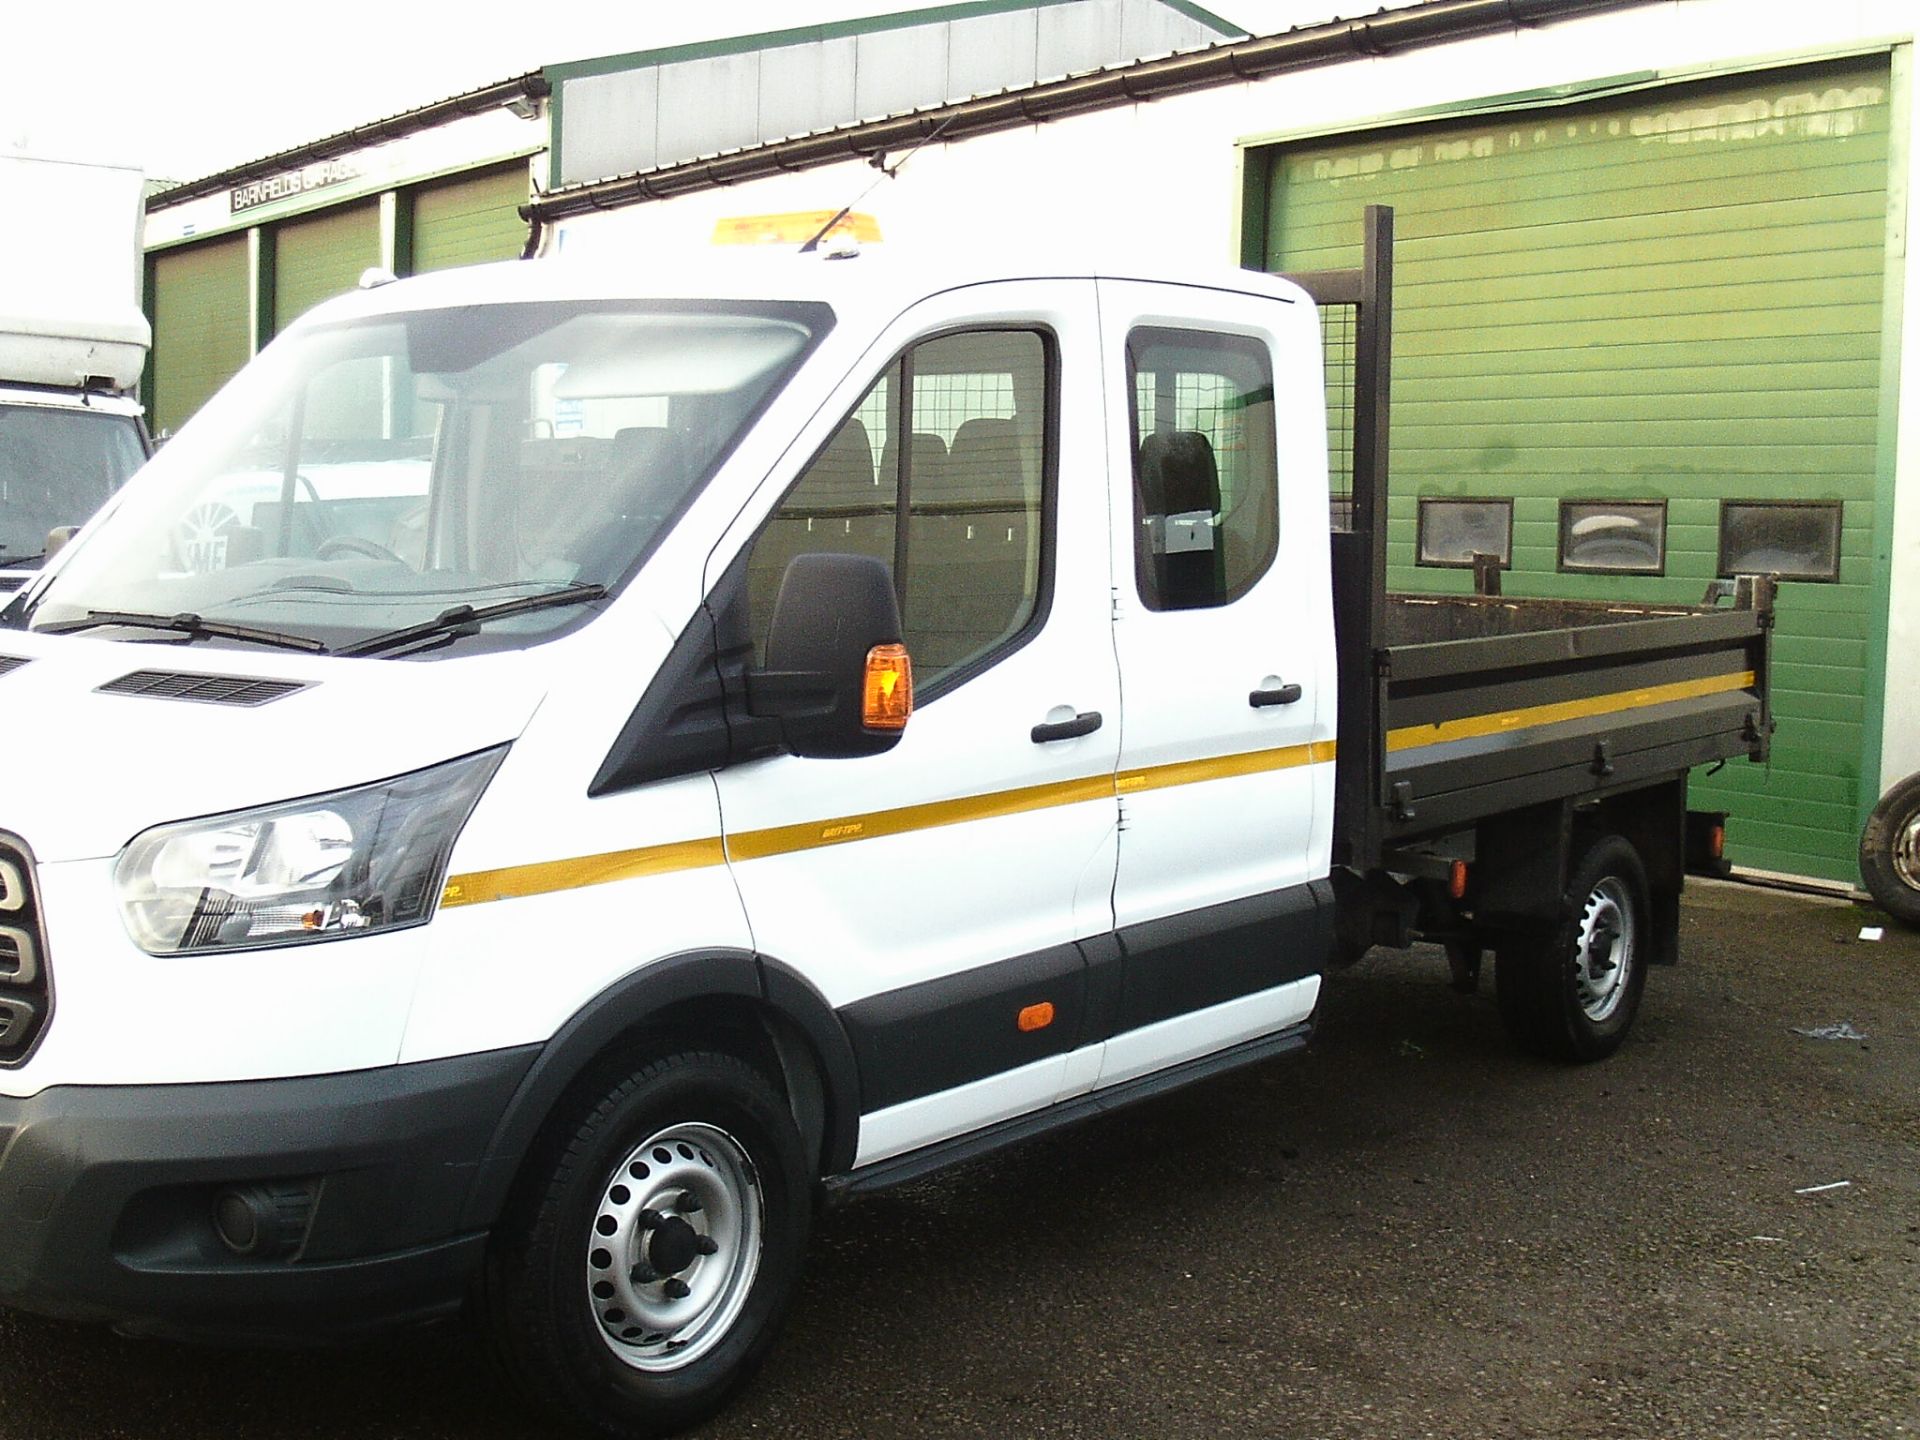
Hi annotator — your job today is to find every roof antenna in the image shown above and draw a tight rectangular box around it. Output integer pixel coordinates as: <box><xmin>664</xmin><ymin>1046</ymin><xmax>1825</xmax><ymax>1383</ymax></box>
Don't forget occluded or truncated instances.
<box><xmin>798</xmin><ymin>111</ymin><xmax>959</xmax><ymax>254</ymax></box>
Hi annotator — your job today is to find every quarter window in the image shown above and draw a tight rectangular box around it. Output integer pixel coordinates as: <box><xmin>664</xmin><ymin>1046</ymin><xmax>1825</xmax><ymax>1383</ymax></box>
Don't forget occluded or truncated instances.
<box><xmin>747</xmin><ymin>329</ymin><xmax>1050</xmax><ymax>689</ymax></box>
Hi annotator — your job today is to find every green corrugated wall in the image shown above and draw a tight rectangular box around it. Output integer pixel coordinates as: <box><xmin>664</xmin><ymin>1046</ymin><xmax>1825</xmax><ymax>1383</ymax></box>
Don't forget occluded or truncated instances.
<box><xmin>411</xmin><ymin>164</ymin><xmax>529</xmax><ymax>272</ymax></box>
<box><xmin>149</xmin><ymin>236</ymin><xmax>249</xmax><ymax>436</ymax></box>
<box><xmin>273</xmin><ymin>200</ymin><xmax>381</xmax><ymax>336</ymax></box>
<box><xmin>1263</xmin><ymin>58</ymin><xmax>1893</xmax><ymax>883</ymax></box>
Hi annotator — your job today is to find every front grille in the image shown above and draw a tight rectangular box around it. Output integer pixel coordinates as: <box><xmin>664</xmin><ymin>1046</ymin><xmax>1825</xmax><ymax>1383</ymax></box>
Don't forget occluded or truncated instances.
<box><xmin>0</xmin><ymin>656</ymin><xmax>28</xmax><ymax>678</ymax></box>
<box><xmin>0</xmin><ymin>835</ymin><xmax>51</xmax><ymax>1066</ymax></box>
<box><xmin>97</xmin><ymin>670</ymin><xmax>308</xmax><ymax>707</ymax></box>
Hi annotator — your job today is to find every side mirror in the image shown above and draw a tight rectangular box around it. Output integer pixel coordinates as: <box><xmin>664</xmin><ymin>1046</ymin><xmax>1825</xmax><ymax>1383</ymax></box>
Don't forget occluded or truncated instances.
<box><xmin>749</xmin><ymin>552</ymin><xmax>912</xmax><ymax>759</ymax></box>
<box><xmin>44</xmin><ymin>526</ymin><xmax>81</xmax><ymax>559</ymax></box>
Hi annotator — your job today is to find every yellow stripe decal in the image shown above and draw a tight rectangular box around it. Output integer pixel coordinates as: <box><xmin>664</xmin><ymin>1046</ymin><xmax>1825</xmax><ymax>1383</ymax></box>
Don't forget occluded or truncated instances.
<box><xmin>440</xmin><ymin>667</ymin><xmax>1748</xmax><ymax>911</ymax></box>
<box><xmin>441</xmin><ymin>837</ymin><xmax>727</xmax><ymax>909</ymax></box>
<box><xmin>440</xmin><ymin>741</ymin><xmax>1336</xmax><ymax>907</ymax></box>
<box><xmin>1117</xmin><ymin>740</ymin><xmax>1335</xmax><ymax>794</ymax></box>
<box><xmin>1385</xmin><ymin>670</ymin><xmax>1756</xmax><ymax>754</ymax></box>
<box><xmin>726</xmin><ymin>772</ymin><xmax>1117</xmax><ymax>861</ymax></box>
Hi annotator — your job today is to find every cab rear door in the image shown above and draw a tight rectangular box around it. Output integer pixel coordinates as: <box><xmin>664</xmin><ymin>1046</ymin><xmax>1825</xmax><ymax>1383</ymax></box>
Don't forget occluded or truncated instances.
<box><xmin>1091</xmin><ymin>279</ymin><xmax>1338</xmax><ymax>1089</ymax></box>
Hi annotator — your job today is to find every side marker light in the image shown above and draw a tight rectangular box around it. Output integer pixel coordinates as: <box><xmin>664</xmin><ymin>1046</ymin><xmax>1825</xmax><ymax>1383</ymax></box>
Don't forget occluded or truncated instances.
<box><xmin>1017</xmin><ymin>1002</ymin><xmax>1055</xmax><ymax>1033</ymax></box>
<box><xmin>1449</xmin><ymin>860</ymin><xmax>1469</xmax><ymax>900</ymax></box>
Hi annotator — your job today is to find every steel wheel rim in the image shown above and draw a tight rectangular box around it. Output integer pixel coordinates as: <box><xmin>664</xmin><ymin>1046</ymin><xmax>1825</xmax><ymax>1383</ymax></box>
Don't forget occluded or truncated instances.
<box><xmin>1892</xmin><ymin>810</ymin><xmax>1920</xmax><ymax>892</ymax></box>
<box><xmin>585</xmin><ymin>1121</ymin><xmax>762</xmax><ymax>1372</ymax></box>
<box><xmin>1574</xmin><ymin>877</ymin><xmax>1634</xmax><ymax>1023</ymax></box>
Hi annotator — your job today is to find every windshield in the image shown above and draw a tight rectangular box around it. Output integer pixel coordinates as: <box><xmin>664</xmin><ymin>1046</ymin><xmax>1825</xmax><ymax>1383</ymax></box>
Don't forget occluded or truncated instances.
<box><xmin>20</xmin><ymin>299</ymin><xmax>828</xmax><ymax>653</ymax></box>
<box><xmin>0</xmin><ymin>403</ymin><xmax>146</xmax><ymax>568</ymax></box>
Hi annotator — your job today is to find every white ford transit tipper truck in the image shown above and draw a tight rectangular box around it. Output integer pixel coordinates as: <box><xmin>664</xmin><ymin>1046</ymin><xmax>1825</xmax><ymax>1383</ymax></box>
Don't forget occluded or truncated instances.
<box><xmin>0</xmin><ymin>153</ymin><xmax>153</xmax><ymax>596</ymax></box>
<box><xmin>0</xmin><ymin>209</ymin><xmax>1771</xmax><ymax>1437</ymax></box>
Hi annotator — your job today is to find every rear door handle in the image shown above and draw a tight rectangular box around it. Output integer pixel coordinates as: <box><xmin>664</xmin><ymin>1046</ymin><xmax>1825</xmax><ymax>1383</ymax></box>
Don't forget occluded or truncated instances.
<box><xmin>1031</xmin><ymin>710</ymin><xmax>1103</xmax><ymax>743</ymax></box>
<box><xmin>1250</xmin><ymin>682</ymin><xmax>1303</xmax><ymax>708</ymax></box>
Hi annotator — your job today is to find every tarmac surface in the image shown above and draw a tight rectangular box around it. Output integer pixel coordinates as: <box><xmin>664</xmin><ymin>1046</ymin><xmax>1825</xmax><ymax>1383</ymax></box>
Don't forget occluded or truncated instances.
<box><xmin>1</xmin><ymin>878</ymin><xmax>1914</xmax><ymax>1439</ymax></box>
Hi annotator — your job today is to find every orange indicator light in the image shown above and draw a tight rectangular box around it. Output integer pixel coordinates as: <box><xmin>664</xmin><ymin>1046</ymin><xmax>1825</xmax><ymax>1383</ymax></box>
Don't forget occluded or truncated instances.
<box><xmin>863</xmin><ymin>643</ymin><xmax>913</xmax><ymax>731</ymax></box>
<box><xmin>1448</xmin><ymin>860</ymin><xmax>1469</xmax><ymax>900</ymax></box>
<box><xmin>1017</xmin><ymin>1002</ymin><xmax>1055</xmax><ymax>1033</ymax></box>
<box><xmin>1710</xmin><ymin>824</ymin><xmax>1725</xmax><ymax>860</ymax></box>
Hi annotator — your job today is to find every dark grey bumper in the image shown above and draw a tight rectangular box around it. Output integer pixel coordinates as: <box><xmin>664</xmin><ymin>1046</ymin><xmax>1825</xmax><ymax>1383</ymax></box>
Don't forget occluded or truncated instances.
<box><xmin>0</xmin><ymin>1046</ymin><xmax>536</xmax><ymax>1342</ymax></box>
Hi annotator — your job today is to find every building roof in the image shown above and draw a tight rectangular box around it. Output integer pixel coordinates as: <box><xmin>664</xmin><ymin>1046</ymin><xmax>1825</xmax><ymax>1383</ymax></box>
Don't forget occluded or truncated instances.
<box><xmin>146</xmin><ymin>72</ymin><xmax>549</xmax><ymax>211</ymax></box>
<box><xmin>526</xmin><ymin>0</ymin><xmax>1659</xmax><ymax>223</ymax></box>
<box><xmin>549</xmin><ymin>0</ymin><xmax>1246</xmax><ymax>188</ymax></box>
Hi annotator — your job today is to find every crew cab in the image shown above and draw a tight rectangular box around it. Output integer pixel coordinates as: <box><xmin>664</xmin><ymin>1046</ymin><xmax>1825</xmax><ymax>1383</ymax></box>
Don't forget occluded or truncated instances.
<box><xmin>0</xmin><ymin>211</ymin><xmax>1770</xmax><ymax>1437</ymax></box>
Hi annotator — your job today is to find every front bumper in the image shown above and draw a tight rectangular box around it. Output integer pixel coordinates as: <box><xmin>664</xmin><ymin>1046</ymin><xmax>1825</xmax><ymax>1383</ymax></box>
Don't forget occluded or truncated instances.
<box><xmin>0</xmin><ymin>1046</ymin><xmax>535</xmax><ymax>1342</ymax></box>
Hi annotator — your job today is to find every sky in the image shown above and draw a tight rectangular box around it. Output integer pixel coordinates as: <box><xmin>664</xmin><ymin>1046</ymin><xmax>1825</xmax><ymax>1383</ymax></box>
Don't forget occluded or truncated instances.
<box><xmin>1</xmin><ymin>0</ymin><xmax>1335</xmax><ymax>183</ymax></box>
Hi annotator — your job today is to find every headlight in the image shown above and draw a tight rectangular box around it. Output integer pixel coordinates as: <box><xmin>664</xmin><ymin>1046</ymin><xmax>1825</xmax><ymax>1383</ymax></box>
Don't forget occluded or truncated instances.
<box><xmin>115</xmin><ymin>748</ymin><xmax>505</xmax><ymax>954</ymax></box>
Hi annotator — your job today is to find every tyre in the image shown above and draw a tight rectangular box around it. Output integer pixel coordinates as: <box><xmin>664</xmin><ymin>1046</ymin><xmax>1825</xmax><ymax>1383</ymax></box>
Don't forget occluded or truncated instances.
<box><xmin>1495</xmin><ymin>834</ymin><xmax>1650</xmax><ymax>1062</ymax></box>
<box><xmin>1860</xmin><ymin>773</ymin><xmax>1920</xmax><ymax>929</ymax></box>
<box><xmin>485</xmin><ymin>1051</ymin><xmax>811</xmax><ymax>1439</ymax></box>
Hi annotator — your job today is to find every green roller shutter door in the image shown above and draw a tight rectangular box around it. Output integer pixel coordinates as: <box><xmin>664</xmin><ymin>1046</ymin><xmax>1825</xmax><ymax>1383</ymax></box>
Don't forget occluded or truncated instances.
<box><xmin>410</xmin><ymin>164</ymin><xmax>529</xmax><ymax>272</ymax></box>
<box><xmin>273</xmin><ymin>200</ymin><xmax>380</xmax><ymax>336</ymax></box>
<box><xmin>149</xmin><ymin>236</ymin><xmax>249</xmax><ymax>436</ymax></box>
<box><xmin>1264</xmin><ymin>58</ymin><xmax>1892</xmax><ymax>883</ymax></box>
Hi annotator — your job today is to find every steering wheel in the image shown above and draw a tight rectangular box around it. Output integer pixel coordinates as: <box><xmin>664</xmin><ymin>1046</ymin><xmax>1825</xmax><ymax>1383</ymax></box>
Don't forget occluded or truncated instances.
<box><xmin>316</xmin><ymin>534</ymin><xmax>407</xmax><ymax>565</ymax></box>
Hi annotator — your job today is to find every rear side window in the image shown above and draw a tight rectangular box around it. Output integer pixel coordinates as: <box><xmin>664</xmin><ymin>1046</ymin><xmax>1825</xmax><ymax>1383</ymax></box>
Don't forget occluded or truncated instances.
<box><xmin>1127</xmin><ymin>327</ymin><xmax>1279</xmax><ymax>611</ymax></box>
<box><xmin>747</xmin><ymin>329</ymin><xmax>1051</xmax><ymax>690</ymax></box>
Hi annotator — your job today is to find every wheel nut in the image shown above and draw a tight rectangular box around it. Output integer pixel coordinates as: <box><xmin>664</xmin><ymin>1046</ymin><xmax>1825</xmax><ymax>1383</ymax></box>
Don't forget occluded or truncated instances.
<box><xmin>663</xmin><ymin>1278</ymin><xmax>691</xmax><ymax>1300</ymax></box>
<box><xmin>675</xmin><ymin>1192</ymin><xmax>703</xmax><ymax>1215</ymax></box>
<box><xmin>638</xmin><ymin>1208</ymin><xmax>664</xmax><ymax>1230</ymax></box>
<box><xmin>630</xmin><ymin>1263</ymin><xmax>659</xmax><ymax>1284</ymax></box>
<box><xmin>694</xmin><ymin>1236</ymin><xmax>718</xmax><ymax>1256</ymax></box>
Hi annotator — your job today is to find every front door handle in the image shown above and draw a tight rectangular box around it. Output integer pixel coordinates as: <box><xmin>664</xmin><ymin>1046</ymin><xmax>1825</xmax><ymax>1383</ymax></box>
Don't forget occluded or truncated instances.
<box><xmin>1031</xmin><ymin>710</ymin><xmax>1103</xmax><ymax>743</ymax></box>
<box><xmin>1250</xmin><ymin>682</ymin><xmax>1304</xmax><ymax>708</ymax></box>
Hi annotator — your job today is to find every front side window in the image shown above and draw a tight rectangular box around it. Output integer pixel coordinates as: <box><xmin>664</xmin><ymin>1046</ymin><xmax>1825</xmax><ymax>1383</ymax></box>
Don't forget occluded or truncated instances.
<box><xmin>24</xmin><ymin>301</ymin><xmax>828</xmax><ymax>654</ymax></box>
<box><xmin>1127</xmin><ymin>327</ymin><xmax>1278</xmax><ymax>611</ymax></box>
<box><xmin>747</xmin><ymin>328</ymin><xmax>1050</xmax><ymax>691</ymax></box>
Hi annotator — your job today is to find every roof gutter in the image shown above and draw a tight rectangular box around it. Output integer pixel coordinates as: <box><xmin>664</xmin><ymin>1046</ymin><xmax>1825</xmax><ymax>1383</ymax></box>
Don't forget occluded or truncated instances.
<box><xmin>149</xmin><ymin>73</ymin><xmax>551</xmax><ymax>210</ymax></box>
<box><xmin>529</xmin><ymin>0</ymin><xmax>1662</xmax><ymax>223</ymax></box>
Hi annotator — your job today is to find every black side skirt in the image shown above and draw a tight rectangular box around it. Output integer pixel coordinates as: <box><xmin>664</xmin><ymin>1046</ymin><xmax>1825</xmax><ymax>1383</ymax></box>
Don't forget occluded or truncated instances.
<box><xmin>821</xmin><ymin>1019</ymin><xmax>1312</xmax><ymax>1200</ymax></box>
<box><xmin>838</xmin><ymin>879</ymin><xmax>1332</xmax><ymax>1114</ymax></box>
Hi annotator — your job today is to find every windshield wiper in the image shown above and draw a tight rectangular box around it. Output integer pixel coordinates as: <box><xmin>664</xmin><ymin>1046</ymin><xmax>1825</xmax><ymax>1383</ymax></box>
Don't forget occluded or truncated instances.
<box><xmin>340</xmin><ymin>582</ymin><xmax>608</xmax><ymax>658</ymax></box>
<box><xmin>38</xmin><ymin>610</ymin><xmax>330</xmax><ymax>653</ymax></box>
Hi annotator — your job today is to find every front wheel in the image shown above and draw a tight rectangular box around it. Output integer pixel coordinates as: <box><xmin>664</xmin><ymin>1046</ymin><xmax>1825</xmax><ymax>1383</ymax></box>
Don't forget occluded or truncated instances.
<box><xmin>485</xmin><ymin>1051</ymin><xmax>811</xmax><ymax>1439</ymax></box>
<box><xmin>1496</xmin><ymin>834</ymin><xmax>1650</xmax><ymax>1062</ymax></box>
<box><xmin>1860</xmin><ymin>774</ymin><xmax>1920</xmax><ymax>929</ymax></box>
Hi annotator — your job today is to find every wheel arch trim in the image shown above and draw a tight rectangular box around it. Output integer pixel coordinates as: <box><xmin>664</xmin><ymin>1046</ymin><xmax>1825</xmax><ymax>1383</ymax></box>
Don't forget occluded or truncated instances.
<box><xmin>459</xmin><ymin>949</ymin><xmax>861</xmax><ymax>1228</ymax></box>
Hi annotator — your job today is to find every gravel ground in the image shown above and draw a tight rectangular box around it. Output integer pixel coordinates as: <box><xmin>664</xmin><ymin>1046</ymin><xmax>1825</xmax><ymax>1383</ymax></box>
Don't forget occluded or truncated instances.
<box><xmin>1</xmin><ymin>878</ymin><xmax>1914</xmax><ymax>1439</ymax></box>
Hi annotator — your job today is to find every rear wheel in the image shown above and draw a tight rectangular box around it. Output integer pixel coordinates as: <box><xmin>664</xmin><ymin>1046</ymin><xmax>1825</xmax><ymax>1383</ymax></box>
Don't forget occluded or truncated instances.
<box><xmin>1860</xmin><ymin>774</ymin><xmax>1920</xmax><ymax>929</ymax></box>
<box><xmin>485</xmin><ymin>1051</ymin><xmax>810</xmax><ymax>1439</ymax></box>
<box><xmin>1496</xmin><ymin>834</ymin><xmax>1650</xmax><ymax>1062</ymax></box>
